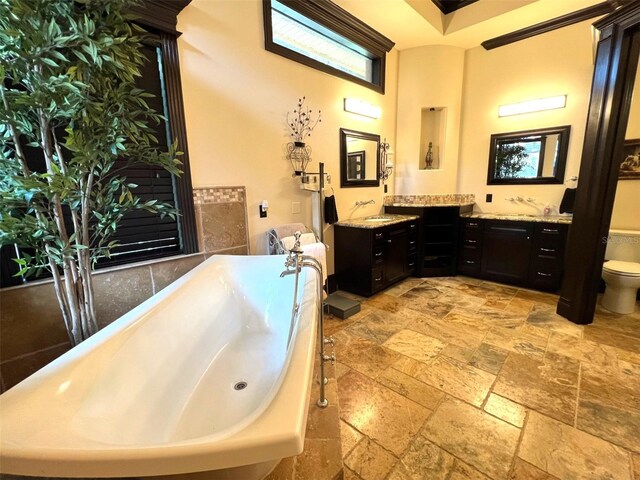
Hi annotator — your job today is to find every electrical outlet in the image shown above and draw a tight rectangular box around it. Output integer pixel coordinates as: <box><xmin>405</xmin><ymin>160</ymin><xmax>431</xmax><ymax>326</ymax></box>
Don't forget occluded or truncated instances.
<box><xmin>486</xmin><ymin>194</ymin><xmax>493</xmax><ymax>203</ymax></box>
<box><xmin>259</xmin><ymin>206</ymin><xmax>267</xmax><ymax>218</ymax></box>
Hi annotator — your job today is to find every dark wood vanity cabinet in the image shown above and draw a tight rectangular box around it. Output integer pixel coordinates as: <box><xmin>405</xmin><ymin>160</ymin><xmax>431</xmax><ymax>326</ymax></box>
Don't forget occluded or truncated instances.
<box><xmin>335</xmin><ymin>219</ymin><xmax>417</xmax><ymax>296</ymax></box>
<box><xmin>457</xmin><ymin>217</ymin><xmax>569</xmax><ymax>291</ymax></box>
<box><xmin>385</xmin><ymin>205</ymin><xmax>472</xmax><ymax>277</ymax></box>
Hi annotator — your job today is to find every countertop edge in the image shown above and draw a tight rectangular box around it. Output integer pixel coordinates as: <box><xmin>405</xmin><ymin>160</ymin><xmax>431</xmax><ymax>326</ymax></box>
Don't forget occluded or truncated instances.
<box><xmin>335</xmin><ymin>214</ymin><xmax>420</xmax><ymax>229</ymax></box>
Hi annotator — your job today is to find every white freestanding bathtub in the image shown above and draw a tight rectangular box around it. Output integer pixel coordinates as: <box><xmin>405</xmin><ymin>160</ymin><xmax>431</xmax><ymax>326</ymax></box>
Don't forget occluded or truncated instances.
<box><xmin>0</xmin><ymin>255</ymin><xmax>319</xmax><ymax>479</ymax></box>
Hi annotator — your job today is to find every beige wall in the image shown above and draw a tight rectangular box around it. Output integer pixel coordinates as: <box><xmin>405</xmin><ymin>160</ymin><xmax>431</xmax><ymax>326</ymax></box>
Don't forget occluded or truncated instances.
<box><xmin>457</xmin><ymin>21</ymin><xmax>595</xmax><ymax>215</ymax></box>
<box><xmin>177</xmin><ymin>0</ymin><xmax>399</xmax><ymax>273</ymax></box>
<box><xmin>395</xmin><ymin>45</ymin><xmax>466</xmax><ymax>194</ymax></box>
<box><xmin>610</xmin><ymin>65</ymin><xmax>640</xmax><ymax>231</ymax></box>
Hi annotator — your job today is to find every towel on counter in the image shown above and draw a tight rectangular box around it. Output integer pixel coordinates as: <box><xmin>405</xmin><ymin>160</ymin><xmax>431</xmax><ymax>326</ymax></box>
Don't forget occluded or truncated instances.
<box><xmin>324</xmin><ymin>194</ymin><xmax>339</xmax><ymax>224</ymax></box>
<box><xmin>281</xmin><ymin>232</ymin><xmax>317</xmax><ymax>251</ymax></box>
<box><xmin>559</xmin><ymin>188</ymin><xmax>577</xmax><ymax>214</ymax></box>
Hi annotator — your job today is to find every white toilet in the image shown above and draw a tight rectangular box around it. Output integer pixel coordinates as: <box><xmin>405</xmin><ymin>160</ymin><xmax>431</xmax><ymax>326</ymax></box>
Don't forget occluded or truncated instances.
<box><xmin>602</xmin><ymin>229</ymin><xmax>640</xmax><ymax>314</ymax></box>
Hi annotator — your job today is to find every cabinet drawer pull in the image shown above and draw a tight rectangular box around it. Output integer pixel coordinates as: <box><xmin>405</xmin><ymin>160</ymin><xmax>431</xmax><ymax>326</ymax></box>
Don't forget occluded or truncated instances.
<box><xmin>542</xmin><ymin>228</ymin><xmax>559</xmax><ymax>233</ymax></box>
<box><xmin>408</xmin><ymin>262</ymin><xmax>415</xmax><ymax>267</ymax></box>
<box><xmin>409</xmin><ymin>240</ymin><xmax>416</xmax><ymax>245</ymax></box>
<box><xmin>466</xmin><ymin>239</ymin><xmax>477</xmax><ymax>244</ymax></box>
<box><xmin>375</xmin><ymin>233</ymin><xmax>384</xmax><ymax>240</ymax></box>
<box><xmin>540</xmin><ymin>247</ymin><xmax>556</xmax><ymax>252</ymax></box>
<box><xmin>374</xmin><ymin>252</ymin><xmax>383</xmax><ymax>257</ymax></box>
<box><xmin>374</xmin><ymin>275</ymin><xmax>383</xmax><ymax>282</ymax></box>
<box><xmin>537</xmin><ymin>271</ymin><xmax>552</xmax><ymax>277</ymax></box>
<box><xmin>410</xmin><ymin>223</ymin><xmax>416</xmax><ymax>229</ymax></box>
<box><xmin>465</xmin><ymin>260</ymin><xmax>476</xmax><ymax>264</ymax></box>
<box><xmin>468</xmin><ymin>222</ymin><xmax>479</xmax><ymax>227</ymax></box>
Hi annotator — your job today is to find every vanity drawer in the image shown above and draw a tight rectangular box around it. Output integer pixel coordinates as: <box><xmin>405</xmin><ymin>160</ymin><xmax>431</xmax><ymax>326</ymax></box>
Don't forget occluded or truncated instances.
<box><xmin>529</xmin><ymin>264</ymin><xmax>562</xmax><ymax>291</ymax></box>
<box><xmin>461</xmin><ymin>218</ymin><xmax>483</xmax><ymax>232</ymax></box>
<box><xmin>371</xmin><ymin>267</ymin><xmax>384</xmax><ymax>291</ymax></box>
<box><xmin>534</xmin><ymin>223</ymin><xmax>567</xmax><ymax>239</ymax></box>
<box><xmin>458</xmin><ymin>255</ymin><xmax>481</xmax><ymax>275</ymax></box>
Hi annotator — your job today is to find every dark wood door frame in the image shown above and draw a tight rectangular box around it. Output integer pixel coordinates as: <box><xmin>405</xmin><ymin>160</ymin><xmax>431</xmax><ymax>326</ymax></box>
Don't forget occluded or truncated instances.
<box><xmin>557</xmin><ymin>2</ymin><xmax>640</xmax><ymax>324</ymax></box>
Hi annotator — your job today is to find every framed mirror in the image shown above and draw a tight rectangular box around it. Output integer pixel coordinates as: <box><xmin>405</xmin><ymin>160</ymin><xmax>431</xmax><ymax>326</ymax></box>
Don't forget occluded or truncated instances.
<box><xmin>487</xmin><ymin>125</ymin><xmax>571</xmax><ymax>185</ymax></box>
<box><xmin>340</xmin><ymin>128</ymin><xmax>380</xmax><ymax>187</ymax></box>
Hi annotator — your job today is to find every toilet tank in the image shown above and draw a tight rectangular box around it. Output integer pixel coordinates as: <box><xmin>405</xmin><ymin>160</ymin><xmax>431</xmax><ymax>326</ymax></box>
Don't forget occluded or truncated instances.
<box><xmin>605</xmin><ymin>229</ymin><xmax>640</xmax><ymax>262</ymax></box>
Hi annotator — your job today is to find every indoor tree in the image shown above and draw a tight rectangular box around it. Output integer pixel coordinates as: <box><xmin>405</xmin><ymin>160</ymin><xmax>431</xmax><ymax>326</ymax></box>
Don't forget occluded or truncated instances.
<box><xmin>0</xmin><ymin>0</ymin><xmax>182</xmax><ymax>345</ymax></box>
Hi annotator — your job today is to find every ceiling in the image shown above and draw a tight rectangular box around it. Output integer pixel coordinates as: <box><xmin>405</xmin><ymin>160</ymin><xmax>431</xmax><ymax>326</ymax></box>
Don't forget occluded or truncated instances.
<box><xmin>331</xmin><ymin>0</ymin><xmax>607</xmax><ymax>50</ymax></box>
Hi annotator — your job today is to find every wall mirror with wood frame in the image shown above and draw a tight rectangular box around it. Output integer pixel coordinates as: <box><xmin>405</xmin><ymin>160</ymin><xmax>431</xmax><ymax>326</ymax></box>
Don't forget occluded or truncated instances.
<box><xmin>487</xmin><ymin>125</ymin><xmax>571</xmax><ymax>185</ymax></box>
<box><xmin>340</xmin><ymin>128</ymin><xmax>380</xmax><ymax>187</ymax></box>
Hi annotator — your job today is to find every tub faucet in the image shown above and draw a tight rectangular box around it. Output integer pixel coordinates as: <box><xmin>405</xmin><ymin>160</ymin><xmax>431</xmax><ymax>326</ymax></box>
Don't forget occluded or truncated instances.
<box><xmin>280</xmin><ymin>232</ymin><xmax>332</xmax><ymax>408</ymax></box>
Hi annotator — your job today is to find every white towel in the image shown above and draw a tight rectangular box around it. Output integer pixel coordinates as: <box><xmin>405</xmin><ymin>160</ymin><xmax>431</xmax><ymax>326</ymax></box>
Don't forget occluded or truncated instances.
<box><xmin>281</xmin><ymin>232</ymin><xmax>317</xmax><ymax>251</ymax></box>
<box><xmin>300</xmin><ymin>242</ymin><xmax>328</xmax><ymax>285</ymax></box>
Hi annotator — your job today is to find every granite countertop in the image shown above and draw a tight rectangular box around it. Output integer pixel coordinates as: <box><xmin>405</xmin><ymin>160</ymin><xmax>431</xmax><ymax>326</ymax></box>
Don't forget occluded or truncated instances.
<box><xmin>460</xmin><ymin>212</ymin><xmax>573</xmax><ymax>224</ymax></box>
<box><xmin>335</xmin><ymin>214</ymin><xmax>420</xmax><ymax>229</ymax></box>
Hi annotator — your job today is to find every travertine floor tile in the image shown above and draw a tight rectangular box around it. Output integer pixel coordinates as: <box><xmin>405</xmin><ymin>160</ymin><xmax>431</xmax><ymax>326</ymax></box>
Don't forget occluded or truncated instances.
<box><xmin>338</xmin><ymin>369</ymin><xmax>430</xmax><ymax>456</ymax></box>
<box><xmin>441</xmin><ymin>343</ymin><xmax>476</xmax><ymax>363</ymax></box>
<box><xmin>382</xmin><ymin>329</ymin><xmax>446</xmax><ymax>363</ymax></box>
<box><xmin>387</xmin><ymin>436</ymin><xmax>454</xmax><ymax>480</ymax></box>
<box><xmin>547</xmin><ymin>331</ymin><xmax>618</xmax><ymax>368</ymax></box>
<box><xmin>484</xmin><ymin>325</ymin><xmax>548</xmax><ymax>360</ymax></box>
<box><xmin>527</xmin><ymin>304</ymin><xmax>584</xmax><ymax>338</ymax></box>
<box><xmin>484</xmin><ymin>393</ymin><xmax>527</xmax><ymax>427</ymax></box>
<box><xmin>294</xmin><ymin>438</ymin><xmax>343</xmax><ymax>480</ymax></box>
<box><xmin>422</xmin><ymin>396</ymin><xmax>520</xmax><ymax>479</ymax></box>
<box><xmin>469</xmin><ymin>342</ymin><xmax>509</xmax><ymax>374</ymax></box>
<box><xmin>333</xmin><ymin>329</ymin><xmax>403</xmax><ymax>380</ymax></box>
<box><xmin>384</xmin><ymin>278</ymin><xmax>425</xmax><ymax>297</ymax></box>
<box><xmin>580</xmin><ymin>360</ymin><xmax>640</xmax><ymax>411</ymax></box>
<box><xmin>492</xmin><ymin>352</ymin><xmax>578</xmax><ymax>425</ymax></box>
<box><xmin>448</xmin><ymin>460</ymin><xmax>492</xmax><ymax>480</ymax></box>
<box><xmin>365</xmin><ymin>293</ymin><xmax>410</xmax><ymax>314</ymax></box>
<box><xmin>583</xmin><ymin>325</ymin><xmax>640</xmax><ymax>355</ymax></box>
<box><xmin>576</xmin><ymin>391</ymin><xmax>640</xmax><ymax>453</ymax></box>
<box><xmin>394</xmin><ymin>355</ymin><xmax>494</xmax><ymax>407</ymax></box>
<box><xmin>509</xmin><ymin>458</ymin><xmax>559</xmax><ymax>479</ymax></box>
<box><xmin>341</xmin><ymin>420</ymin><xmax>364</xmax><ymax>458</ymax></box>
<box><xmin>519</xmin><ymin>411</ymin><xmax>631</xmax><ymax>480</ymax></box>
<box><xmin>346</xmin><ymin>308</ymin><xmax>410</xmax><ymax>344</ymax></box>
<box><xmin>344</xmin><ymin>437</ymin><xmax>397</xmax><ymax>480</ymax></box>
<box><xmin>632</xmin><ymin>454</ymin><xmax>640</xmax><ymax>479</ymax></box>
<box><xmin>377</xmin><ymin>366</ymin><xmax>444</xmax><ymax>409</ymax></box>
<box><xmin>401</xmin><ymin>293</ymin><xmax>454</xmax><ymax>319</ymax></box>
<box><xmin>407</xmin><ymin>315</ymin><xmax>485</xmax><ymax>351</ymax></box>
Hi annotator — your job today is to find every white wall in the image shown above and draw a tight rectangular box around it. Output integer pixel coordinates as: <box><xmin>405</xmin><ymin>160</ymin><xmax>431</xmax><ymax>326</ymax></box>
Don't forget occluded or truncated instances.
<box><xmin>176</xmin><ymin>0</ymin><xmax>399</xmax><ymax>273</ymax></box>
<box><xmin>395</xmin><ymin>45</ymin><xmax>466</xmax><ymax>194</ymax></box>
<box><xmin>457</xmin><ymin>21</ymin><xmax>595</xmax><ymax>215</ymax></box>
<box><xmin>610</xmin><ymin>65</ymin><xmax>640</xmax><ymax>231</ymax></box>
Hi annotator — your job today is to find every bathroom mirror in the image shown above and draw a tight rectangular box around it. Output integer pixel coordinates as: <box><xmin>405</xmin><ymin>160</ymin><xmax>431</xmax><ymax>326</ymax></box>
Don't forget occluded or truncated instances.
<box><xmin>340</xmin><ymin>128</ymin><xmax>380</xmax><ymax>187</ymax></box>
<box><xmin>487</xmin><ymin>125</ymin><xmax>571</xmax><ymax>185</ymax></box>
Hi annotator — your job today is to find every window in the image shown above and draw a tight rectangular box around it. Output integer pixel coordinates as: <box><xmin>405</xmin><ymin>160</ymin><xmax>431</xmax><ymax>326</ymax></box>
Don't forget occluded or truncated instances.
<box><xmin>263</xmin><ymin>0</ymin><xmax>394</xmax><ymax>93</ymax></box>
<box><xmin>0</xmin><ymin>31</ymin><xmax>197</xmax><ymax>287</ymax></box>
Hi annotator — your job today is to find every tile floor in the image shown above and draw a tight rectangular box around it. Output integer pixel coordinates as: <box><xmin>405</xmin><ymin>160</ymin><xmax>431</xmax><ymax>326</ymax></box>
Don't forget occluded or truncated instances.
<box><xmin>325</xmin><ymin>276</ymin><xmax>640</xmax><ymax>480</ymax></box>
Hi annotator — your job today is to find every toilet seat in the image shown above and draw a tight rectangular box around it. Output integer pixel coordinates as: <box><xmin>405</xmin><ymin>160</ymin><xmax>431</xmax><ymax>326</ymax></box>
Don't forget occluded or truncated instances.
<box><xmin>603</xmin><ymin>260</ymin><xmax>640</xmax><ymax>277</ymax></box>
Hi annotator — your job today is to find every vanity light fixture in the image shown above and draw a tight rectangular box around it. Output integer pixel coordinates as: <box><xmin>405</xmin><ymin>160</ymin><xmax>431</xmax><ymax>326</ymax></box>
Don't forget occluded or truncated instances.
<box><xmin>498</xmin><ymin>95</ymin><xmax>567</xmax><ymax>117</ymax></box>
<box><xmin>344</xmin><ymin>98</ymin><xmax>381</xmax><ymax>119</ymax></box>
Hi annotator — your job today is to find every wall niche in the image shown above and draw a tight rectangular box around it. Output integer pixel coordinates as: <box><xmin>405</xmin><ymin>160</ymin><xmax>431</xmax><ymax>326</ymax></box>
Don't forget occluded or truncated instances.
<box><xmin>419</xmin><ymin>107</ymin><xmax>446</xmax><ymax>170</ymax></box>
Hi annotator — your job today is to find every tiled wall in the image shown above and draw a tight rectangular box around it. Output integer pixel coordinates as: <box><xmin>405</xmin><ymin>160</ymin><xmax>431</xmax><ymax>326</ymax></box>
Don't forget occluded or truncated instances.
<box><xmin>0</xmin><ymin>254</ymin><xmax>206</xmax><ymax>391</ymax></box>
<box><xmin>194</xmin><ymin>186</ymin><xmax>250</xmax><ymax>255</ymax></box>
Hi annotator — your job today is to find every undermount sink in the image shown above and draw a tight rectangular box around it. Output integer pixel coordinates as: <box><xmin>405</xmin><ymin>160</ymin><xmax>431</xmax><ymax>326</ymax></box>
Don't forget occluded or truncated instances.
<box><xmin>365</xmin><ymin>217</ymin><xmax>393</xmax><ymax>222</ymax></box>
